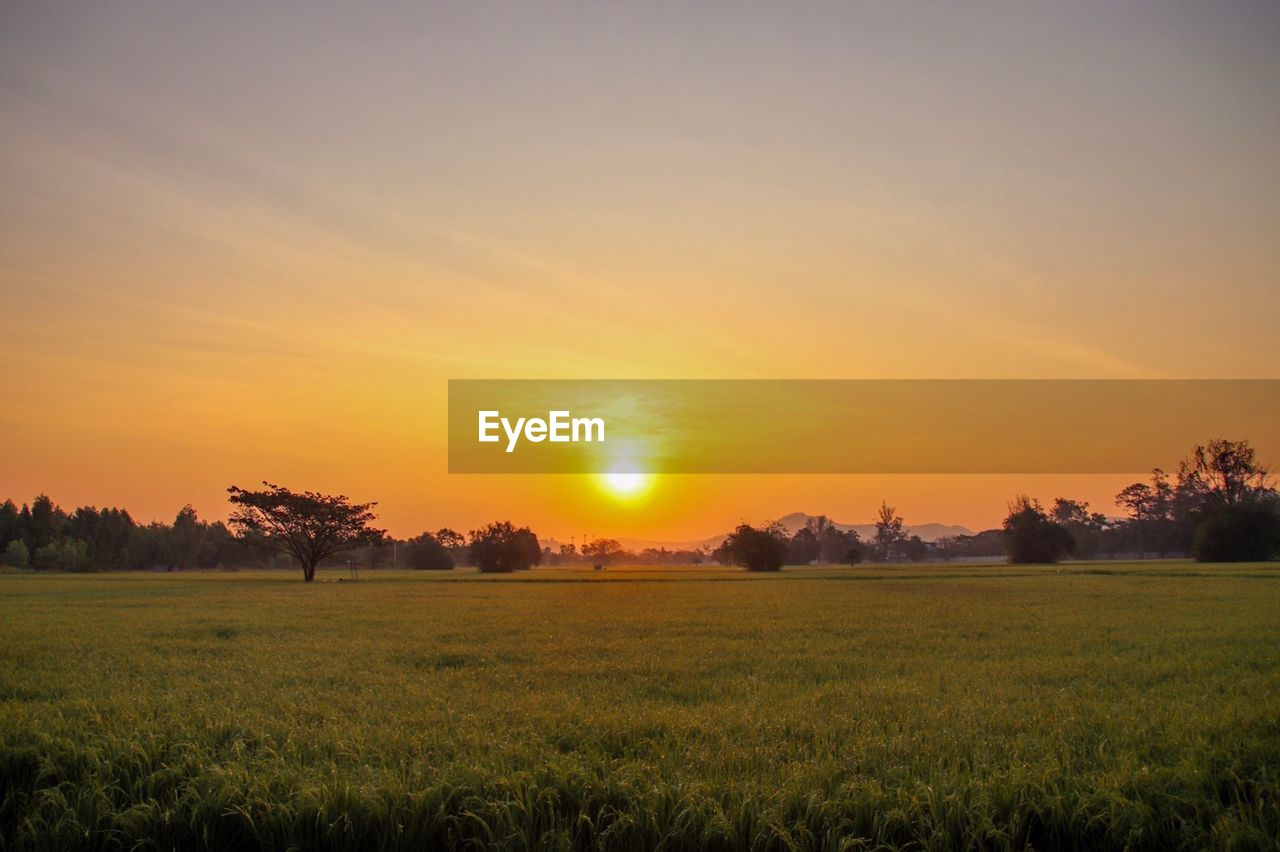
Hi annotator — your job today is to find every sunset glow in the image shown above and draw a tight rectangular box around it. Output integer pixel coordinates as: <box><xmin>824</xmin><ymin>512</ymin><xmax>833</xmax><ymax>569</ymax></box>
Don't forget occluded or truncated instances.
<box><xmin>2</xmin><ymin>3</ymin><xmax>1277</xmax><ymax>541</ymax></box>
<box><xmin>598</xmin><ymin>470</ymin><xmax>652</xmax><ymax>501</ymax></box>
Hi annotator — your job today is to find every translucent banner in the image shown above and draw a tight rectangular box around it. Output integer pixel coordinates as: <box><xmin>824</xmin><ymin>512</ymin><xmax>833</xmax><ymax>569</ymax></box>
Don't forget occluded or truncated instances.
<box><xmin>447</xmin><ymin>380</ymin><xmax>1280</xmax><ymax>474</ymax></box>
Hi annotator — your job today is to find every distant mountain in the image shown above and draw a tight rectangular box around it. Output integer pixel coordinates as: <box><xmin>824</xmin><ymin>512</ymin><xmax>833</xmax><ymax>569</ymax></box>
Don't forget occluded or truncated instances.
<box><xmin>771</xmin><ymin>512</ymin><xmax>973</xmax><ymax>543</ymax></box>
<box><xmin>545</xmin><ymin>512</ymin><xmax>972</xmax><ymax>555</ymax></box>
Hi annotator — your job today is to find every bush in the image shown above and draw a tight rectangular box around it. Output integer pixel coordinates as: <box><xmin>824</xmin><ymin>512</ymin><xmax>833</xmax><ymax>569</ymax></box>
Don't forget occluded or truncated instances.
<box><xmin>1192</xmin><ymin>501</ymin><xmax>1280</xmax><ymax>562</ymax></box>
<box><xmin>2</xmin><ymin>540</ymin><xmax>29</xmax><ymax>569</ymax></box>
<box><xmin>1003</xmin><ymin>496</ymin><xmax>1074</xmax><ymax>564</ymax></box>
<box><xmin>405</xmin><ymin>534</ymin><xmax>453</xmax><ymax>570</ymax></box>
<box><xmin>32</xmin><ymin>538</ymin><xmax>91</xmax><ymax>572</ymax></box>
<box><xmin>718</xmin><ymin>523</ymin><xmax>788</xmax><ymax>572</ymax></box>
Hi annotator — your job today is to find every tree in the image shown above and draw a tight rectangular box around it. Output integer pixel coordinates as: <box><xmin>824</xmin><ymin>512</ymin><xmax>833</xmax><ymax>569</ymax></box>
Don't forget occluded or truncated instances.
<box><xmin>1051</xmin><ymin>498</ymin><xmax>1090</xmax><ymax>526</ymax></box>
<box><xmin>468</xmin><ymin>521</ymin><xmax>541</xmax><ymax>573</ymax></box>
<box><xmin>902</xmin><ymin>535</ymin><xmax>929</xmax><ymax>562</ymax></box>
<box><xmin>1192</xmin><ymin>500</ymin><xmax>1280</xmax><ymax>562</ymax></box>
<box><xmin>26</xmin><ymin>495</ymin><xmax>63</xmax><ymax>554</ymax></box>
<box><xmin>435</xmin><ymin>528</ymin><xmax>465</xmax><ymax>550</ymax></box>
<box><xmin>716</xmin><ymin>523</ymin><xmax>788</xmax><ymax>572</ymax></box>
<box><xmin>83</xmin><ymin>507</ymin><xmax>136</xmax><ymax>569</ymax></box>
<box><xmin>873</xmin><ymin>501</ymin><xmax>905</xmax><ymax>562</ymax></box>
<box><xmin>1115</xmin><ymin>481</ymin><xmax>1155</xmax><ymax>554</ymax></box>
<box><xmin>0</xmin><ymin>500</ymin><xmax>20</xmax><ymax>551</ymax></box>
<box><xmin>1160</xmin><ymin>439</ymin><xmax>1279</xmax><ymax>562</ymax></box>
<box><xmin>805</xmin><ymin>515</ymin><xmax>833</xmax><ymax>542</ymax></box>
<box><xmin>786</xmin><ymin>527</ymin><xmax>820</xmax><ymax>565</ymax></box>
<box><xmin>171</xmin><ymin>505</ymin><xmax>209</xmax><ymax>570</ymax></box>
<box><xmin>2</xmin><ymin>540</ymin><xmax>29</xmax><ymax>569</ymax></box>
<box><xmin>1116</xmin><ymin>468</ymin><xmax>1187</xmax><ymax>556</ymax></box>
<box><xmin>1178</xmin><ymin>438</ymin><xmax>1273</xmax><ymax>508</ymax></box>
<box><xmin>1051</xmin><ymin>498</ymin><xmax>1107</xmax><ymax>558</ymax></box>
<box><xmin>226</xmin><ymin>482</ymin><xmax>384</xmax><ymax>582</ymax></box>
<box><xmin>405</xmin><ymin>533</ymin><xmax>454</xmax><ymax>570</ymax></box>
<box><xmin>1003</xmin><ymin>495</ymin><xmax>1073</xmax><ymax>564</ymax></box>
<box><xmin>513</xmin><ymin>527</ymin><xmax>542</xmax><ymax>570</ymax></box>
<box><xmin>582</xmin><ymin>537</ymin><xmax>625</xmax><ymax>566</ymax></box>
<box><xmin>826</xmin><ymin>527</ymin><xmax>862</xmax><ymax>563</ymax></box>
<box><xmin>32</xmin><ymin>539</ymin><xmax>90</xmax><ymax>572</ymax></box>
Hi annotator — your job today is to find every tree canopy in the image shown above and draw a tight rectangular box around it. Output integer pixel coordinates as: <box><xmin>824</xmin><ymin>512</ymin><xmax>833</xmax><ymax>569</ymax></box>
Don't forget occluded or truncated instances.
<box><xmin>1003</xmin><ymin>495</ymin><xmax>1074</xmax><ymax>564</ymax></box>
<box><xmin>227</xmin><ymin>482</ymin><xmax>384</xmax><ymax>582</ymax></box>
<box><xmin>468</xmin><ymin>521</ymin><xmax>542</xmax><ymax>573</ymax></box>
<box><xmin>716</xmin><ymin>523</ymin><xmax>788</xmax><ymax>572</ymax></box>
<box><xmin>405</xmin><ymin>532</ymin><xmax>454</xmax><ymax>570</ymax></box>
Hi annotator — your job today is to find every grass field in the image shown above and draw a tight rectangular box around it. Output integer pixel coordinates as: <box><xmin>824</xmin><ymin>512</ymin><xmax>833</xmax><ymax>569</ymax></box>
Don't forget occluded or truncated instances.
<box><xmin>2</xmin><ymin>563</ymin><xmax>1278</xmax><ymax>850</ymax></box>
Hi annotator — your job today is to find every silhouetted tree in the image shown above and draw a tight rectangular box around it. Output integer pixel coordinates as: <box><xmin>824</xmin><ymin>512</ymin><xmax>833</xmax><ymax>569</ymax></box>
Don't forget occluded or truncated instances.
<box><xmin>902</xmin><ymin>535</ymin><xmax>929</xmax><ymax>562</ymax></box>
<box><xmin>1178</xmin><ymin>438</ymin><xmax>1272</xmax><ymax>508</ymax></box>
<box><xmin>787</xmin><ymin>527</ymin><xmax>820</xmax><ymax>565</ymax></box>
<box><xmin>1193</xmin><ymin>500</ymin><xmax>1280</xmax><ymax>562</ymax></box>
<box><xmin>170</xmin><ymin>505</ymin><xmax>209</xmax><ymax>570</ymax></box>
<box><xmin>821</xmin><ymin>526</ymin><xmax>860</xmax><ymax>563</ymax></box>
<box><xmin>435</xmin><ymin>528</ymin><xmax>465</xmax><ymax>550</ymax></box>
<box><xmin>468</xmin><ymin>521</ymin><xmax>541</xmax><ymax>572</ymax></box>
<box><xmin>405</xmin><ymin>532</ymin><xmax>454</xmax><ymax>570</ymax></box>
<box><xmin>716</xmin><ymin>523</ymin><xmax>788</xmax><ymax>572</ymax></box>
<box><xmin>582</xmin><ymin>537</ymin><xmax>624</xmax><ymax>566</ymax></box>
<box><xmin>226</xmin><ymin>482</ymin><xmax>384</xmax><ymax>582</ymax></box>
<box><xmin>805</xmin><ymin>515</ymin><xmax>833</xmax><ymax>544</ymax></box>
<box><xmin>26</xmin><ymin>495</ymin><xmax>63</xmax><ymax>555</ymax></box>
<box><xmin>1003</xmin><ymin>495</ymin><xmax>1073</xmax><ymax>564</ymax></box>
<box><xmin>873</xmin><ymin>501</ymin><xmax>905</xmax><ymax>561</ymax></box>
<box><xmin>1114</xmin><ymin>440</ymin><xmax>1280</xmax><ymax>561</ymax></box>
<box><xmin>0</xmin><ymin>500</ymin><xmax>20</xmax><ymax>551</ymax></box>
<box><xmin>1050</xmin><ymin>498</ymin><xmax>1108</xmax><ymax>558</ymax></box>
<box><xmin>1116</xmin><ymin>481</ymin><xmax>1156</xmax><ymax>554</ymax></box>
<box><xmin>1177</xmin><ymin>439</ymin><xmax>1278</xmax><ymax>562</ymax></box>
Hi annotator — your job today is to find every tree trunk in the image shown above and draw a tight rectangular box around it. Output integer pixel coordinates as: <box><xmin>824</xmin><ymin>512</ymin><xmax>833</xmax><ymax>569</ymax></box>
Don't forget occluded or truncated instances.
<box><xmin>303</xmin><ymin>563</ymin><xmax>316</xmax><ymax>582</ymax></box>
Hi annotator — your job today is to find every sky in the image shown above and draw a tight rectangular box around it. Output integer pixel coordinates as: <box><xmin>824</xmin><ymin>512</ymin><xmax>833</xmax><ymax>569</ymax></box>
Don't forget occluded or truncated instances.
<box><xmin>2</xmin><ymin>2</ymin><xmax>1278</xmax><ymax>542</ymax></box>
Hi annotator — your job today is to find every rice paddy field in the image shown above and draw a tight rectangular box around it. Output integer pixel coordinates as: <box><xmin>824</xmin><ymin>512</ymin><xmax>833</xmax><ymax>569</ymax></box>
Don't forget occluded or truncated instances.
<box><xmin>1</xmin><ymin>562</ymin><xmax>1278</xmax><ymax>851</ymax></box>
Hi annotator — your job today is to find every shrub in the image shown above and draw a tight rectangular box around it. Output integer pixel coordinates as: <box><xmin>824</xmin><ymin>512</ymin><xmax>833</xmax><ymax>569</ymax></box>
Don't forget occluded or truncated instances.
<box><xmin>32</xmin><ymin>538</ymin><xmax>91</xmax><ymax>572</ymax></box>
<box><xmin>1192</xmin><ymin>501</ymin><xmax>1280</xmax><ymax>562</ymax></box>
<box><xmin>2</xmin><ymin>540</ymin><xmax>29</xmax><ymax>569</ymax></box>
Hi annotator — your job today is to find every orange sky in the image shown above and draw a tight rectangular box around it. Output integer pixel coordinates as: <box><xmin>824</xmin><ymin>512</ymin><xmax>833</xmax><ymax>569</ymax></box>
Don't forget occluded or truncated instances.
<box><xmin>2</xmin><ymin>4</ymin><xmax>1278</xmax><ymax>541</ymax></box>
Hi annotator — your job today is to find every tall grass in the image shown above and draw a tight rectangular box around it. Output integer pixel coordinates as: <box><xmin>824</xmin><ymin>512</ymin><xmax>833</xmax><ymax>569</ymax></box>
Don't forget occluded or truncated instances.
<box><xmin>1</xmin><ymin>564</ymin><xmax>1278</xmax><ymax>850</ymax></box>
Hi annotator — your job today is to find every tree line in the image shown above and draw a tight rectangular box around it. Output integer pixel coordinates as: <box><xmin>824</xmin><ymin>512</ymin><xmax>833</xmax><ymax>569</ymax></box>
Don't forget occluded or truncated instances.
<box><xmin>716</xmin><ymin>439</ymin><xmax>1279</xmax><ymax>570</ymax></box>
<box><xmin>0</xmin><ymin>499</ymin><xmax>262</xmax><ymax>572</ymax></box>
<box><xmin>2</xmin><ymin>439</ymin><xmax>1275</xmax><ymax>579</ymax></box>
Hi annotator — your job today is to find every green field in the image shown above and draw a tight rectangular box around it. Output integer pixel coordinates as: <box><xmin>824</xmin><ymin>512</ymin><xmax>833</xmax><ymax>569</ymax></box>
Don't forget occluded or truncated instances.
<box><xmin>2</xmin><ymin>564</ymin><xmax>1278</xmax><ymax>850</ymax></box>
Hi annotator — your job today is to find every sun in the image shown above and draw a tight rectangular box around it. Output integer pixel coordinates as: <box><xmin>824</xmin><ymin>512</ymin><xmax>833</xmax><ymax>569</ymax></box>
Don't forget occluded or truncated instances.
<box><xmin>595</xmin><ymin>462</ymin><xmax>653</xmax><ymax>500</ymax></box>
<box><xmin>603</xmin><ymin>471</ymin><xmax>648</xmax><ymax>495</ymax></box>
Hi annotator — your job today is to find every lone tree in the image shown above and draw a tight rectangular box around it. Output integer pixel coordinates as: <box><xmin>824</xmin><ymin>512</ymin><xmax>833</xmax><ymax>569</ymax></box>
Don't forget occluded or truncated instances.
<box><xmin>227</xmin><ymin>482</ymin><xmax>384</xmax><ymax>582</ymax></box>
